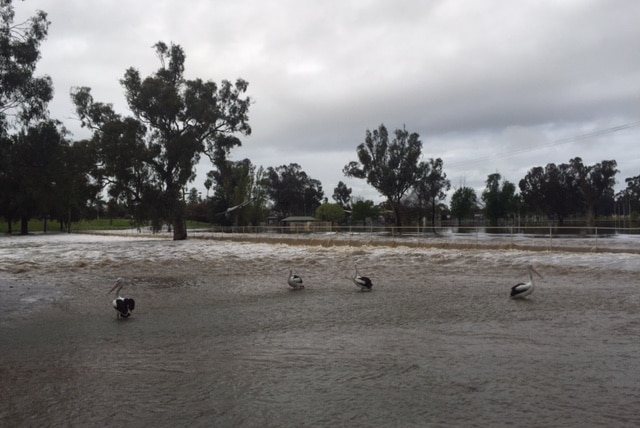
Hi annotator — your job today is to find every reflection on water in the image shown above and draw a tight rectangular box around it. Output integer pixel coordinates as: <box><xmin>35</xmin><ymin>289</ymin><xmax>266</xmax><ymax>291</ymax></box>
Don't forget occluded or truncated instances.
<box><xmin>1</xmin><ymin>235</ymin><xmax>640</xmax><ymax>427</ymax></box>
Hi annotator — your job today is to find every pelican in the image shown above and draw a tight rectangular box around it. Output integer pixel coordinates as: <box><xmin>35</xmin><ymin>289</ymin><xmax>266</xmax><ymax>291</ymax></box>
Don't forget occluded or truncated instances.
<box><xmin>351</xmin><ymin>266</ymin><xmax>373</xmax><ymax>291</ymax></box>
<box><xmin>510</xmin><ymin>265</ymin><xmax>543</xmax><ymax>299</ymax></box>
<box><xmin>108</xmin><ymin>278</ymin><xmax>135</xmax><ymax>318</ymax></box>
<box><xmin>287</xmin><ymin>270</ymin><xmax>304</xmax><ymax>290</ymax></box>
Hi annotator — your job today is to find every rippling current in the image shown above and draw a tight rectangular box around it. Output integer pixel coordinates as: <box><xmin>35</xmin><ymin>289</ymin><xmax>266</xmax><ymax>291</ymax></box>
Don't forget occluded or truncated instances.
<box><xmin>1</xmin><ymin>233</ymin><xmax>639</xmax><ymax>427</ymax></box>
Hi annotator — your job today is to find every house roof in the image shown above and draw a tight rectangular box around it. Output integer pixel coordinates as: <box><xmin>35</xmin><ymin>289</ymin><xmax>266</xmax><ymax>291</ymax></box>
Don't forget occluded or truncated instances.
<box><xmin>281</xmin><ymin>216</ymin><xmax>317</xmax><ymax>222</ymax></box>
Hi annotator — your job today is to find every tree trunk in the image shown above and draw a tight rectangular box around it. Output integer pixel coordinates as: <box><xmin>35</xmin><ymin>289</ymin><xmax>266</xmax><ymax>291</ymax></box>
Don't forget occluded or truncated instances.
<box><xmin>586</xmin><ymin>204</ymin><xmax>596</xmax><ymax>228</ymax></box>
<box><xmin>20</xmin><ymin>216</ymin><xmax>29</xmax><ymax>235</ymax></box>
<box><xmin>431</xmin><ymin>199</ymin><xmax>437</xmax><ymax>234</ymax></box>
<box><xmin>172</xmin><ymin>217</ymin><xmax>187</xmax><ymax>240</ymax></box>
<box><xmin>392</xmin><ymin>201</ymin><xmax>402</xmax><ymax>227</ymax></box>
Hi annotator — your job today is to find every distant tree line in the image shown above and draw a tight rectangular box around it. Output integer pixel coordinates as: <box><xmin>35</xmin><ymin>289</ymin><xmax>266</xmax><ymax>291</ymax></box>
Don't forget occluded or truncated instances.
<box><xmin>1</xmin><ymin>1</ymin><xmax>638</xmax><ymax>239</ymax></box>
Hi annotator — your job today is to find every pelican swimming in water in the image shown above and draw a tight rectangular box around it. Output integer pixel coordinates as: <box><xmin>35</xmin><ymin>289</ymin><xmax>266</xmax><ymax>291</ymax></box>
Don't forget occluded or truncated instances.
<box><xmin>108</xmin><ymin>278</ymin><xmax>135</xmax><ymax>318</ymax></box>
<box><xmin>287</xmin><ymin>270</ymin><xmax>304</xmax><ymax>290</ymax></box>
<box><xmin>350</xmin><ymin>266</ymin><xmax>373</xmax><ymax>291</ymax></box>
<box><xmin>510</xmin><ymin>265</ymin><xmax>543</xmax><ymax>299</ymax></box>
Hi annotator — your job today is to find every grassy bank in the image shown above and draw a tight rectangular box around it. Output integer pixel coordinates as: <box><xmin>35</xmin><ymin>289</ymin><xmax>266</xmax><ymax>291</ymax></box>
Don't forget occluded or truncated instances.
<box><xmin>1</xmin><ymin>219</ymin><xmax>213</xmax><ymax>234</ymax></box>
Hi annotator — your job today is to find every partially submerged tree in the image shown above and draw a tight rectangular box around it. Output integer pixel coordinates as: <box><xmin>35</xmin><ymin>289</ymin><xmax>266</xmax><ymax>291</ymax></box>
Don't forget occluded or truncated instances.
<box><xmin>343</xmin><ymin>124</ymin><xmax>422</xmax><ymax>226</ymax></box>
<box><xmin>519</xmin><ymin>163</ymin><xmax>579</xmax><ymax>225</ymax></box>
<box><xmin>482</xmin><ymin>173</ymin><xmax>518</xmax><ymax>226</ymax></box>
<box><xmin>570</xmin><ymin>157</ymin><xmax>618</xmax><ymax>227</ymax></box>
<box><xmin>71</xmin><ymin>42</ymin><xmax>251</xmax><ymax>239</ymax></box>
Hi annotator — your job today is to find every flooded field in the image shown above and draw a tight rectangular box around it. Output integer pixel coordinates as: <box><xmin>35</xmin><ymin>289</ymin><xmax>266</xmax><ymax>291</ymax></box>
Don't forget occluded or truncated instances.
<box><xmin>1</xmin><ymin>233</ymin><xmax>640</xmax><ymax>427</ymax></box>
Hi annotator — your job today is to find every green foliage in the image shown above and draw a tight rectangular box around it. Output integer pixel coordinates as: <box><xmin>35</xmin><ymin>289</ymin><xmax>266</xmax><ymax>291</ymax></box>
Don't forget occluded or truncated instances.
<box><xmin>315</xmin><ymin>203</ymin><xmax>345</xmax><ymax>223</ymax></box>
<box><xmin>450</xmin><ymin>187</ymin><xmax>478</xmax><ymax>223</ymax></box>
<box><xmin>351</xmin><ymin>199</ymin><xmax>380</xmax><ymax>223</ymax></box>
<box><xmin>482</xmin><ymin>173</ymin><xmax>518</xmax><ymax>226</ymax></box>
<box><xmin>1</xmin><ymin>218</ymin><xmax>45</xmax><ymax>233</ymax></box>
<box><xmin>343</xmin><ymin>124</ymin><xmax>423</xmax><ymax>226</ymax></box>
<box><xmin>0</xmin><ymin>218</ymin><xmax>216</xmax><ymax>234</ymax></box>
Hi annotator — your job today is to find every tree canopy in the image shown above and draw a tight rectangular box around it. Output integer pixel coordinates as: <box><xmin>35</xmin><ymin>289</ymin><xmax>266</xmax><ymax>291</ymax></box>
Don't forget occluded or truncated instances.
<box><xmin>315</xmin><ymin>203</ymin><xmax>345</xmax><ymax>223</ymax></box>
<box><xmin>332</xmin><ymin>181</ymin><xmax>352</xmax><ymax>209</ymax></box>
<box><xmin>264</xmin><ymin>163</ymin><xmax>324</xmax><ymax>217</ymax></box>
<box><xmin>414</xmin><ymin>157</ymin><xmax>450</xmax><ymax>229</ymax></box>
<box><xmin>0</xmin><ymin>0</ymin><xmax>52</xmax><ymax>129</ymax></box>
<box><xmin>350</xmin><ymin>199</ymin><xmax>380</xmax><ymax>224</ymax></box>
<box><xmin>482</xmin><ymin>173</ymin><xmax>519</xmax><ymax>226</ymax></box>
<box><xmin>519</xmin><ymin>158</ymin><xmax>618</xmax><ymax>226</ymax></box>
<box><xmin>450</xmin><ymin>186</ymin><xmax>478</xmax><ymax>224</ymax></box>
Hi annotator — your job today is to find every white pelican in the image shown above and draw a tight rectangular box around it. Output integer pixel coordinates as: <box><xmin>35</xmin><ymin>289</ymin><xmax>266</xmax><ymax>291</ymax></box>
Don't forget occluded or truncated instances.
<box><xmin>108</xmin><ymin>278</ymin><xmax>135</xmax><ymax>318</ymax></box>
<box><xmin>351</xmin><ymin>266</ymin><xmax>373</xmax><ymax>291</ymax></box>
<box><xmin>510</xmin><ymin>265</ymin><xmax>543</xmax><ymax>299</ymax></box>
<box><xmin>287</xmin><ymin>270</ymin><xmax>304</xmax><ymax>290</ymax></box>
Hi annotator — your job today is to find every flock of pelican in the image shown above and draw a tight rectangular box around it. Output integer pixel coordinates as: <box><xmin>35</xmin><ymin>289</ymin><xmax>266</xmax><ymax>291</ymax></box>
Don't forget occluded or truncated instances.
<box><xmin>109</xmin><ymin>265</ymin><xmax>544</xmax><ymax>319</ymax></box>
<box><xmin>287</xmin><ymin>266</ymin><xmax>373</xmax><ymax>292</ymax></box>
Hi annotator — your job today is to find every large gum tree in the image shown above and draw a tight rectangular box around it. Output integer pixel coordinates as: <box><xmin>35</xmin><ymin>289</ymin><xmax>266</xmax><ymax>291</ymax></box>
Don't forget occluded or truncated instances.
<box><xmin>72</xmin><ymin>42</ymin><xmax>251</xmax><ymax>240</ymax></box>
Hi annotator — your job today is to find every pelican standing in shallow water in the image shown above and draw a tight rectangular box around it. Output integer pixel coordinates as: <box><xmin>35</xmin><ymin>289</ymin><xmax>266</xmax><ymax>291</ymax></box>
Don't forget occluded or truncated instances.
<box><xmin>287</xmin><ymin>270</ymin><xmax>304</xmax><ymax>290</ymax></box>
<box><xmin>351</xmin><ymin>266</ymin><xmax>373</xmax><ymax>291</ymax></box>
<box><xmin>510</xmin><ymin>265</ymin><xmax>543</xmax><ymax>299</ymax></box>
<box><xmin>108</xmin><ymin>278</ymin><xmax>136</xmax><ymax>318</ymax></box>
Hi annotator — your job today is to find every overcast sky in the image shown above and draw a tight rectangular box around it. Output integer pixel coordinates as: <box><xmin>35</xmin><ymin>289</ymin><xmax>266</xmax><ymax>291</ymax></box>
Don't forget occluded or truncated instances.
<box><xmin>16</xmin><ymin>0</ymin><xmax>640</xmax><ymax>202</ymax></box>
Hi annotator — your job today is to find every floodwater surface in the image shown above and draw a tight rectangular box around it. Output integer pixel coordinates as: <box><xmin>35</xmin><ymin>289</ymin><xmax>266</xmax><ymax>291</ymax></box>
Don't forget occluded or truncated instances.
<box><xmin>1</xmin><ymin>234</ymin><xmax>639</xmax><ymax>427</ymax></box>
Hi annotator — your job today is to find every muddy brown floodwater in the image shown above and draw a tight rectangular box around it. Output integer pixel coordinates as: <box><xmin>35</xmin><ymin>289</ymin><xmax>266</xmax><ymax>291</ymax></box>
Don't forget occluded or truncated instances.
<box><xmin>1</xmin><ymin>233</ymin><xmax>639</xmax><ymax>427</ymax></box>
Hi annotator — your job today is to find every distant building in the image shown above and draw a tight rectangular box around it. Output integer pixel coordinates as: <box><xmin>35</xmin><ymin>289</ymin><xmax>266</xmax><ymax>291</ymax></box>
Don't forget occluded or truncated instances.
<box><xmin>281</xmin><ymin>216</ymin><xmax>318</xmax><ymax>232</ymax></box>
